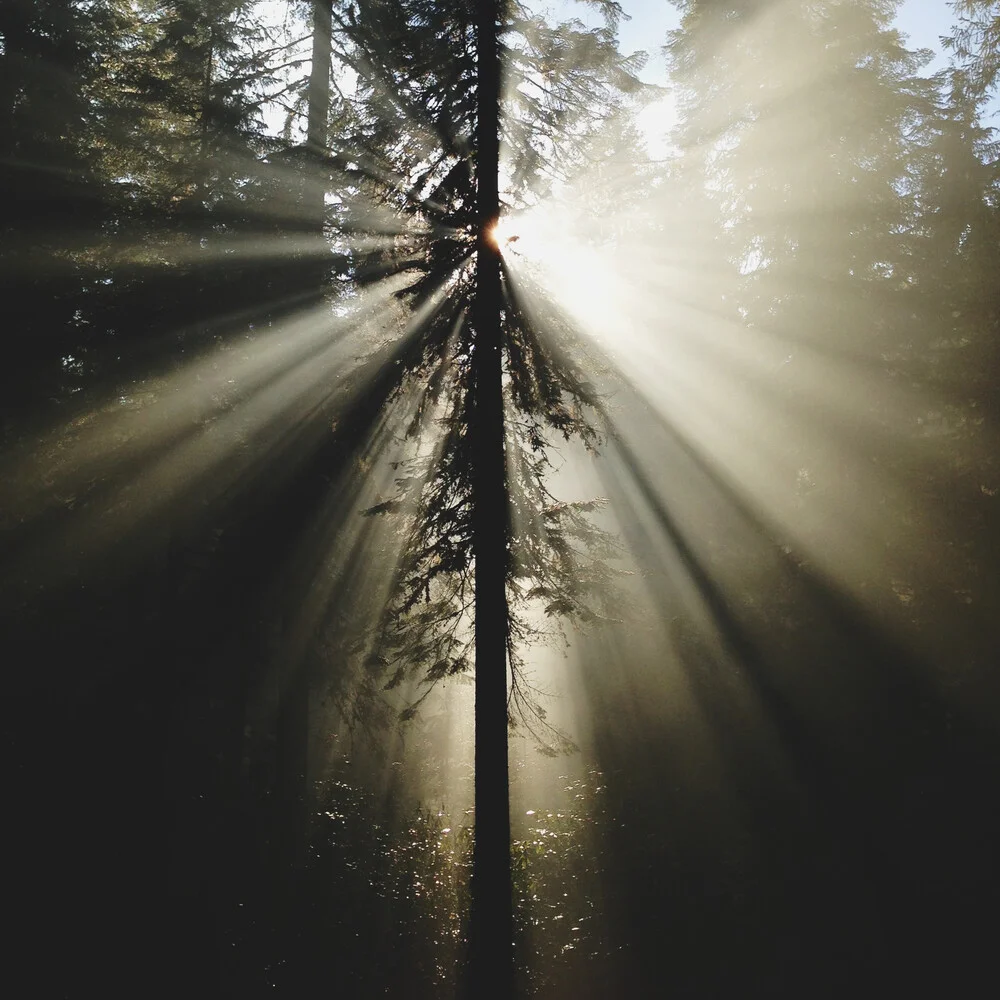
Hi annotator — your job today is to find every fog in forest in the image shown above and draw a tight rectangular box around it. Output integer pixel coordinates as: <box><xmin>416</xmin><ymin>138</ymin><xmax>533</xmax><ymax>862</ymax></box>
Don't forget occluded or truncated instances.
<box><xmin>3</xmin><ymin>1</ymin><xmax>999</xmax><ymax>996</ymax></box>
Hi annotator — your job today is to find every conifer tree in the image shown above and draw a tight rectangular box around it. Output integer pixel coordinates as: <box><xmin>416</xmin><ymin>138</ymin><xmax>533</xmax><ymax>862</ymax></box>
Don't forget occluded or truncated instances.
<box><xmin>286</xmin><ymin>0</ymin><xmax>647</xmax><ymax>986</ymax></box>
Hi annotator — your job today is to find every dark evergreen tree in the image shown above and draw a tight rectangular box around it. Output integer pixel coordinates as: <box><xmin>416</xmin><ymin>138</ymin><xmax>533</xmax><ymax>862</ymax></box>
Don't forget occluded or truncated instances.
<box><xmin>277</xmin><ymin>0</ymin><xmax>647</xmax><ymax>988</ymax></box>
<box><xmin>1</xmin><ymin>5</ymin><xmax>334</xmax><ymax>994</ymax></box>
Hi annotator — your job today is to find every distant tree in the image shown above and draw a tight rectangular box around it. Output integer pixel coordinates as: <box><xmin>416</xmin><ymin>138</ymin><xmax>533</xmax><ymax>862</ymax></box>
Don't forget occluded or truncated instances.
<box><xmin>665</xmin><ymin>0</ymin><xmax>945</xmax><ymax>569</ymax></box>
<box><xmin>946</xmin><ymin>0</ymin><xmax>1000</xmax><ymax>99</ymax></box>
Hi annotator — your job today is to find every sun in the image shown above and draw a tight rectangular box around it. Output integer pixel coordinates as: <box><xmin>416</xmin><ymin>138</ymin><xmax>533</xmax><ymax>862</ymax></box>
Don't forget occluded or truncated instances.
<box><xmin>490</xmin><ymin>211</ymin><xmax>557</xmax><ymax>260</ymax></box>
<box><xmin>489</xmin><ymin>216</ymin><xmax>522</xmax><ymax>252</ymax></box>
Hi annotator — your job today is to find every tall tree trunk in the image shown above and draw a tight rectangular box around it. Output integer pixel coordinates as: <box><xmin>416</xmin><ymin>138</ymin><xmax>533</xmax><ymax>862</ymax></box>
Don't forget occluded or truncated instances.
<box><xmin>273</xmin><ymin>0</ymin><xmax>333</xmax><ymax>878</ymax></box>
<box><xmin>197</xmin><ymin>23</ymin><xmax>215</xmax><ymax>194</ymax></box>
<box><xmin>469</xmin><ymin>0</ymin><xmax>513</xmax><ymax>994</ymax></box>
<box><xmin>305</xmin><ymin>0</ymin><xmax>333</xmax><ymax>229</ymax></box>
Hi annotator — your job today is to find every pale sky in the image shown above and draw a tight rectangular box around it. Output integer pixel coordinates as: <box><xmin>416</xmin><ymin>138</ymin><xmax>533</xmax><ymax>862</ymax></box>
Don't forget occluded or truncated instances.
<box><xmin>611</xmin><ymin>0</ymin><xmax>958</xmax><ymax>80</ymax></box>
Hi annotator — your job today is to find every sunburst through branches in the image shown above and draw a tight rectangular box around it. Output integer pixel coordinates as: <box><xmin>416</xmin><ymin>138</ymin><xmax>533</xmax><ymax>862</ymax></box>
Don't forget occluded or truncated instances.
<box><xmin>5</xmin><ymin>0</ymin><xmax>1000</xmax><ymax>995</ymax></box>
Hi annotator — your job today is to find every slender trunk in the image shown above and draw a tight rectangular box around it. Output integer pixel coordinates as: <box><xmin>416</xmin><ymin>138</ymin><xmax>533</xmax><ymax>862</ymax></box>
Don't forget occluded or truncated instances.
<box><xmin>305</xmin><ymin>0</ymin><xmax>333</xmax><ymax>232</ymax></box>
<box><xmin>191</xmin><ymin>24</ymin><xmax>215</xmax><ymax>216</ymax></box>
<box><xmin>198</xmin><ymin>25</ymin><xmax>215</xmax><ymax>164</ymax></box>
<box><xmin>469</xmin><ymin>0</ymin><xmax>513</xmax><ymax>994</ymax></box>
<box><xmin>273</xmin><ymin>0</ymin><xmax>333</xmax><ymax>876</ymax></box>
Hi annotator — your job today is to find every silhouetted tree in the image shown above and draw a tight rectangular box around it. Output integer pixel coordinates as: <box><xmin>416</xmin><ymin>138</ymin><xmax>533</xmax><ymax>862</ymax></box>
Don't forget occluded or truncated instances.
<box><xmin>293</xmin><ymin>0</ymin><xmax>646</xmax><ymax>988</ymax></box>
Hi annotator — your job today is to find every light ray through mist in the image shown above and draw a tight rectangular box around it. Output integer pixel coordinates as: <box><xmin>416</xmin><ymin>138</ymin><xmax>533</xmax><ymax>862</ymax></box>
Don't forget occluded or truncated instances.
<box><xmin>0</xmin><ymin>261</ymin><xmax>462</xmax><ymax>595</ymax></box>
<box><xmin>500</xmin><ymin>164</ymin><xmax>992</xmax><ymax>709</ymax></box>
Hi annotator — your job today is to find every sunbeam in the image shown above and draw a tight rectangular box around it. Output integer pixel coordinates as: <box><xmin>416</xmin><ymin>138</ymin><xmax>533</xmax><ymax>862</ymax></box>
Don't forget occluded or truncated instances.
<box><xmin>502</xmin><ymin>121</ymin><xmax>995</xmax><ymax>708</ymax></box>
